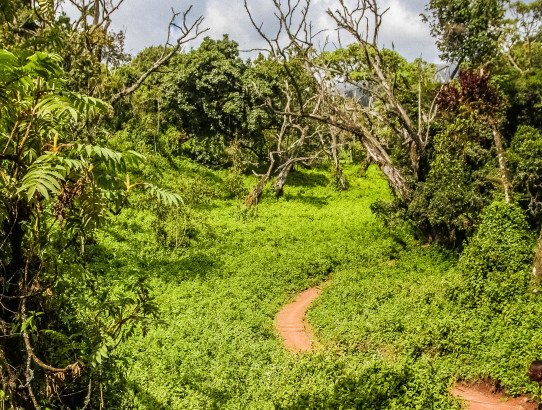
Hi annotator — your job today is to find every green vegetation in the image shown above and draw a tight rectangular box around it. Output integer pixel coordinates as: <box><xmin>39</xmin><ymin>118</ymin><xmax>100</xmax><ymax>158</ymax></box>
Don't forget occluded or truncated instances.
<box><xmin>66</xmin><ymin>157</ymin><xmax>541</xmax><ymax>408</ymax></box>
<box><xmin>311</xmin><ymin>199</ymin><xmax>542</xmax><ymax>399</ymax></box>
<box><xmin>3</xmin><ymin>0</ymin><xmax>542</xmax><ymax>408</ymax></box>
<box><xmin>91</xmin><ymin>161</ymin><xmax>457</xmax><ymax>408</ymax></box>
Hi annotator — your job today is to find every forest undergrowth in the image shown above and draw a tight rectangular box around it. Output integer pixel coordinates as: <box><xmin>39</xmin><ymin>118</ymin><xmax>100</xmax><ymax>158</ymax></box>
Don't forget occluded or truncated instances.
<box><xmin>87</xmin><ymin>155</ymin><xmax>542</xmax><ymax>409</ymax></box>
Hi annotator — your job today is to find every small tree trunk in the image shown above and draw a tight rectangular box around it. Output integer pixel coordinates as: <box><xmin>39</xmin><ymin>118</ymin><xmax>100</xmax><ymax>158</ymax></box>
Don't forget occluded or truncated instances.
<box><xmin>245</xmin><ymin>158</ymin><xmax>275</xmax><ymax>208</ymax></box>
<box><xmin>490</xmin><ymin>120</ymin><xmax>512</xmax><ymax>203</ymax></box>
<box><xmin>331</xmin><ymin>131</ymin><xmax>348</xmax><ymax>190</ymax></box>
<box><xmin>244</xmin><ymin>174</ymin><xmax>270</xmax><ymax>208</ymax></box>
<box><xmin>361</xmin><ymin>152</ymin><xmax>372</xmax><ymax>175</ymax></box>
<box><xmin>360</xmin><ymin>132</ymin><xmax>411</xmax><ymax>202</ymax></box>
<box><xmin>533</xmin><ymin>227</ymin><xmax>542</xmax><ymax>281</ymax></box>
<box><xmin>274</xmin><ymin>162</ymin><xmax>293</xmax><ymax>198</ymax></box>
<box><xmin>93</xmin><ymin>0</ymin><xmax>100</xmax><ymax>26</ymax></box>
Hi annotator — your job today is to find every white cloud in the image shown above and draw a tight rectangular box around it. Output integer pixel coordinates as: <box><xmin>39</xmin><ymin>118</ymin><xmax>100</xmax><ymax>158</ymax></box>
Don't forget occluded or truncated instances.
<box><xmin>62</xmin><ymin>0</ymin><xmax>440</xmax><ymax>62</ymax></box>
<box><xmin>200</xmin><ymin>0</ymin><xmax>272</xmax><ymax>52</ymax></box>
<box><xmin>61</xmin><ymin>0</ymin><xmax>206</xmax><ymax>55</ymax></box>
<box><xmin>379</xmin><ymin>0</ymin><xmax>440</xmax><ymax>62</ymax></box>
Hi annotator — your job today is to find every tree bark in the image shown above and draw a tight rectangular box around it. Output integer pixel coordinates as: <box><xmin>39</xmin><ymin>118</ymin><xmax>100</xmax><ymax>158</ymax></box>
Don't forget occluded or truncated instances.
<box><xmin>361</xmin><ymin>132</ymin><xmax>411</xmax><ymax>202</ymax></box>
<box><xmin>245</xmin><ymin>157</ymin><xmax>275</xmax><ymax>208</ymax></box>
<box><xmin>305</xmin><ymin>114</ymin><xmax>412</xmax><ymax>203</ymax></box>
<box><xmin>330</xmin><ymin>131</ymin><xmax>348</xmax><ymax>190</ymax></box>
<box><xmin>274</xmin><ymin>162</ymin><xmax>293</xmax><ymax>198</ymax></box>
<box><xmin>490</xmin><ymin>120</ymin><xmax>512</xmax><ymax>203</ymax></box>
<box><xmin>244</xmin><ymin>174</ymin><xmax>269</xmax><ymax>208</ymax></box>
<box><xmin>361</xmin><ymin>152</ymin><xmax>372</xmax><ymax>176</ymax></box>
<box><xmin>93</xmin><ymin>0</ymin><xmax>100</xmax><ymax>27</ymax></box>
<box><xmin>533</xmin><ymin>227</ymin><xmax>542</xmax><ymax>281</ymax></box>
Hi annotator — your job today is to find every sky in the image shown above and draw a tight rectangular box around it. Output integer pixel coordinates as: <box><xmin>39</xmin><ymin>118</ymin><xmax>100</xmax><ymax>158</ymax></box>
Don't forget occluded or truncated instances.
<box><xmin>62</xmin><ymin>0</ymin><xmax>441</xmax><ymax>63</ymax></box>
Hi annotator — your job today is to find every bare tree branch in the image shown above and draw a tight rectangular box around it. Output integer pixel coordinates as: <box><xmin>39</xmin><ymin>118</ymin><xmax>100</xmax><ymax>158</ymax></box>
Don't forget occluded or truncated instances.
<box><xmin>110</xmin><ymin>5</ymin><xmax>208</xmax><ymax>104</ymax></box>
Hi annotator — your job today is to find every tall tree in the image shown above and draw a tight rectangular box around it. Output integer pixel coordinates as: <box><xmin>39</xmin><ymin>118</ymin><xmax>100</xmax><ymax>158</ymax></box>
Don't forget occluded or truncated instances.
<box><xmin>424</xmin><ymin>0</ymin><xmax>507</xmax><ymax>75</ymax></box>
<box><xmin>244</xmin><ymin>0</ymin><xmax>440</xmax><ymax>204</ymax></box>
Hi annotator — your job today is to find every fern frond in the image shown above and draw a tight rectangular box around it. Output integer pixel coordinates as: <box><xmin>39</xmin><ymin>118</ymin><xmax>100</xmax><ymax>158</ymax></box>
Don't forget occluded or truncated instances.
<box><xmin>37</xmin><ymin>92</ymin><xmax>110</xmax><ymax>123</ymax></box>
<box><xmin>17</xmin><ymin>154</ymin><xmax>71</xmax><ymax>200</ymax></box>
<box><xmin>79</xmin><ymin>185</ymin><xmax>109</xmax><ymax>229</ymax></box>
<box><xmin>23</xmin><ymin>52</ymin><xmax>63</xmax><ymax>80</ymax></box>
<box><xmin>19</xmin><ymin>163</ymin><xmax>64</xmax><ymax>200</ymax></box>
<box><xmin>142</xmin><ymin>183</ymin><xmax>183</xmax><ymax>207</ymax></box>
<box><xmin>75</xmin><ymin>145</ymin><xmax>144</xmax><ymax>173</ymax></box>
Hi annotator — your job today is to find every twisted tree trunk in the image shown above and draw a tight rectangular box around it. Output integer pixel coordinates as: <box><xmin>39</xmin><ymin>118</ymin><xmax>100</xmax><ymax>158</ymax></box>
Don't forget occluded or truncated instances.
<box><xmin>244</xmin><ymin>156</ymin><xmax>275</xmax><ymax>208</ymax></box>
<box><xmin>361</xmin><ymin>132</ymin><xmax>411</xmax><ymax>202</ymax></box>
<box><xmin>274</xmin><ymin>162</ymin><xmax>293</xmax><ymax>198</ymax></box>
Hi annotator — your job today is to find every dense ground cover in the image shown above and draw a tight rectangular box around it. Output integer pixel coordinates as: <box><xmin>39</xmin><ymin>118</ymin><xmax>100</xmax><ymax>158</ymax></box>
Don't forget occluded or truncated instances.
<box><xmin>87</xmin><ymin>161</ymin><xmax>454</xmax><ymax>408</ymax></box>
<box><xmin>3</xmin><ymin>2</ymin><xmax>542</xmax><ymax>407</ymax></box>
<box><xmin>310</xmin><ymin>242</ymin><xmax>542</xmax><ymax>398</ymax></box>
<box><xmin>87</xmin><ymin>156</ymin><xmax>541</xmax><ymax>408</ymax></box>
<box><xmin>310</xmin><ymin>201</ymin><xmax>542</xmax><ymax>400</ymax></box>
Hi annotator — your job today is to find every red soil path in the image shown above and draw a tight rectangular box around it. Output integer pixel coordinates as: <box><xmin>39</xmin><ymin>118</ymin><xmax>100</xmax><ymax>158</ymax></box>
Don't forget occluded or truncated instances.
<box><xmin>452</xmin><ymin>382</ymin><xmax>536</xmax><ymax>409</ymax></box>
<box><xmin>275</xmin><ymin>286</ymin><xmax>322</xmax><ymax>352</ymax></box>
<box><xmin>275</xmin><ymin>284</ymin><xmax>539</xmax><ymax>409</ymax></box>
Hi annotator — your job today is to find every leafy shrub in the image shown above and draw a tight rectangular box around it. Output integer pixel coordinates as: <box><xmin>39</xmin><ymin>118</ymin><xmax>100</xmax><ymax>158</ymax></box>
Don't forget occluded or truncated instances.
<box><xmin>458</xmin><ymin>201</ymin><xmax>533</xmax><ymax>307</ymax></box>
<box><xmin>159</xmin><ymin>127</ymin><xmax>189</xmax><ymax>156</ymax></box>
<box><xmin>372</xmin><ymin>116</ymin><xmax>497</xmax><ymax>246</ymax></box>
<box><xmin>408</xmin><ymin>118</ymin><xmax>495</xmax><ymax>245</ymax></box>
<box><xmin>223</xmin><ymin>169</ymin><xmax>249</xmax><ymax>199</ymax></box>
<box><xmin>509</xmin><ymin>125</ymin><xmax>542</xmax><ymax>225</ymax></box>
<box><xmin>328</xmin><ymin>162</ymin><xmax>349</xmax><ymax>191</ymax></box>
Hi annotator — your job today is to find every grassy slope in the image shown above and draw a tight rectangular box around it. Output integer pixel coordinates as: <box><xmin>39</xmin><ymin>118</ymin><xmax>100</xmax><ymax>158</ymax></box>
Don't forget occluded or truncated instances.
<box><xmin>92</xmin><ymin>161</ymin><xmax>456</xmax><ymax>408</ymax></box>
<box><xmin>93</xmin><ymin>156</ymin><xmax>542</xmax><ymax>408</ymax></box>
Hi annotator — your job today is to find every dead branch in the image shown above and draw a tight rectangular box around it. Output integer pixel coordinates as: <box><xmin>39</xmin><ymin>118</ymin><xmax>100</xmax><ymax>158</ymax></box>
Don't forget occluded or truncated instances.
<box><xmin>110</xmin><ymin>5</ymin><xmax>208</xmax><ymax>104</ymax></box>
<box><xmin>21</xmin><ymin>298</ymin><xmax>82</xmax><ymax>376</ymax></box>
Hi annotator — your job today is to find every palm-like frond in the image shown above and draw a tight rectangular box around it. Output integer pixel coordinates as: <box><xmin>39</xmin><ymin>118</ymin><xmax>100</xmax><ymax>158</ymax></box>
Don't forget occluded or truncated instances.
<box><xmin>1</xmin><ymin>48</ymin><xmax>183</xmax><ymax>240</ymax></box>
<box><xmin>19</xmin><ymin>157</ymin><xmax>65</xmax><ymax>200</ymax></box>
<box><xmin>37</xmin><ymin>92</ymin><xmax>110</xmax><ymax>123</ymax></box>
<box><xmin>143</xmin><ymin>183</ymin><xmax>184</xmax><ymax>207</ymax></box>
<box><xmin>76</xmin><ymin>144</ymin><xmax>146</xmax><ymax>173</ymax></box>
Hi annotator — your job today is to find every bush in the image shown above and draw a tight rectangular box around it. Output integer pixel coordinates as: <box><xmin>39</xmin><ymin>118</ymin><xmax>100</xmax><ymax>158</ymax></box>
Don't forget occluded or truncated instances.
<box><xmin>458</xmin><ymin>201</ymin><xmax>533</xmax><ymax>307</ymax></box>
<box><xmin>223</xmin><ymin>170</ymin><xmax>249</xmax><ymax>199</ymax></box>
<box><xmin>509</xmin><ymin>125</ymin><xmax>542</xmax><ymax>225</ymax></box>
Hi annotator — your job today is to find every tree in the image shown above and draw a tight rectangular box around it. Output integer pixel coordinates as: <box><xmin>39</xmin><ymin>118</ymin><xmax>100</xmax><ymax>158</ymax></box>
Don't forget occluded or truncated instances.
<box><xmin>424</xmin><ymin>0</ymin><xmax>507</xmax><ymax>75</ymax></box>
<box><xmin>437</xmin><ymin>69</ymin><xmax>512</xmax><ymax>202</ymax></box>
<box><xmin>244</xmin><ymin>101</ymin><xmax>325</xmax><ymax>206</ymax></box>
<box><xmin>0</xmin><ymin>0</ymin><xmax>207</xmax><ymax>104</ymax></box>
<box><xmin>0</xmin><ymin>49</ymin><xmax>180</xmax><ymax>408</ymax></box>
<box><xmin>109</xmin><ymin>5</ymin><xmax>208</xmax><ymax>104</ymax></box>
<box><xmin>244</xmin><ymin>0</ymin><xmax>440</xmax><ymax>205</ymax></box>
<box><xmin>160</xmin><ymin>36</ymin><xmax>249</xmax><ymax>165</ymax></box>
<box><xmin>505</xmin><ymin>0</ymin><xmax>542</xmax><ymax>72</ymax></box>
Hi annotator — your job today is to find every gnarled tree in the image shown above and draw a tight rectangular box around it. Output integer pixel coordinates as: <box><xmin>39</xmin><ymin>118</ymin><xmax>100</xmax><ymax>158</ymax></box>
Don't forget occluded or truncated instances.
<box><xmin>244</xmin><ymin>0</ymin><xmax>441</xmax><ymax>204</ymax></box>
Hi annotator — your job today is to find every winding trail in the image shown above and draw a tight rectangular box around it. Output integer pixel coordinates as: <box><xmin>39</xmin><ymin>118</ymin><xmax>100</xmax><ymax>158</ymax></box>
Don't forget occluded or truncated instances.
<box><xmin>275</xmin><ymin>284</ymin><xmax>538</xmax><ymax>409</ymax></box>
<box><xmin>275</xmin><ymin>286</ymin><xmax>323</xmax><ymax>352</ymax></box>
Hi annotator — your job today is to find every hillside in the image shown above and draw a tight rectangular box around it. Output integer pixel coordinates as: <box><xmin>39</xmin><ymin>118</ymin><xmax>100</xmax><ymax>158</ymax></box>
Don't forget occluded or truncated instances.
<box><xmin>83</xmin><ymin>158</ymin><xmax>539</xmax><ymax>408</ymax></box>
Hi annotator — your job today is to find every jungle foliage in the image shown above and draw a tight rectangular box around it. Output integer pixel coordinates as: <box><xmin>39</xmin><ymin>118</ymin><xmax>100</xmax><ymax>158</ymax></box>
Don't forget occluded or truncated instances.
<box><xmin>2</xmin><ymin>0</ymin><xmax>542</xmax><ymax>408</ymax></box>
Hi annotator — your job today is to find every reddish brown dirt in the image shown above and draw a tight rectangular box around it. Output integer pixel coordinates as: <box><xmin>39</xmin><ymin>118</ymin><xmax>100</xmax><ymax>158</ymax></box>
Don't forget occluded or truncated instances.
<box><xmin>275</xmin><ymin>286</ymin><xmax>322</xmax><ymax>352</ymax></box>
<box><xmin>453</xmin><ymin>382</ymin><xmax>537</xmax><ymax>409</ymax></box>
<box><xmin>275</xmin><ymin>285</ymin><xmax>539</xmax><ymax>408</ymax></box>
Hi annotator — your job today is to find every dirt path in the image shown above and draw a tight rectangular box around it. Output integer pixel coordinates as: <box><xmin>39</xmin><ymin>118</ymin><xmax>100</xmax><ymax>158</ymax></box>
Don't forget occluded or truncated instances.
<box><xmin>275</xmin><ymin>284</ymin><xmax>538</xmax><ymax>409</ymax></box>
<box><xmin>453</xmin><ymin>382</ymin><xmax>536</xmax><ymax>409</ymax></box>
<box><xmin>275</xmin><ymin>286</ymin><xmax>323</xmax><ymax>352</ymax></box>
